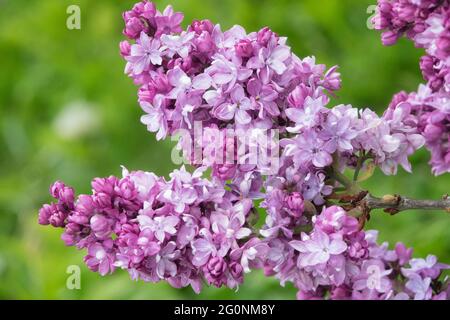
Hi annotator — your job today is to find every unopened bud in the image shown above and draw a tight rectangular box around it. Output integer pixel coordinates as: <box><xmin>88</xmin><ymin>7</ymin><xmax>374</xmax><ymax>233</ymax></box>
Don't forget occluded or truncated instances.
<box><xmin>382</xmin><ymin>194</ymin><xmax>398</xmax><ymax>204</ymax></box>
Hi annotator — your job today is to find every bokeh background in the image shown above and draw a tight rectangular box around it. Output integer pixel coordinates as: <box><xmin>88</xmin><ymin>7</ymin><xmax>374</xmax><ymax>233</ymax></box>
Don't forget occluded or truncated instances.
<box><xmin>0</xmin><ymin>0</ymin><xmax>448</xmax><ymax>299</ymax></box>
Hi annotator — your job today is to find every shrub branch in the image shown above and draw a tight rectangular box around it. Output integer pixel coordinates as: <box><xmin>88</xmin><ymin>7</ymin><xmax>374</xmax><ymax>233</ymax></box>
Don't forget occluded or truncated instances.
<box><xmin>362</xmin><ymin>193</ymin><xmax>450</xmax><ymax>215</ymax></box>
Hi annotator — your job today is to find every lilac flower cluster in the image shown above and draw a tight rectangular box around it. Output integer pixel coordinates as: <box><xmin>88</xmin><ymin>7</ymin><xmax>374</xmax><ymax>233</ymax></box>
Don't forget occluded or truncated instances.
<box><xmin>121</xmin><ymin>1</ymin><xmax>426</xmax><ymax>179</ymax></box>
<box><xmin>373</xmin><ymin>0</ymin><xmax>450</xmax><ymax>175</ymax></box>
<box><xmin>39</xmin><ymin>166</ymin><xmax>267</xmax><ymax>292</ymax></box>
<box><xmin>263</xmin><ymin>205</ymin><xmax>449</xmax><ymax>299</ymax></box>
<box><xmin>38</xmin><ymin>1</ymin><xmax>450</xmax><ymax>300</ymax></box>
<box><xmin>120</xmin><ymin>1</ymin><xmax>341</xmax><ymax>172</ymax></box>
<box><xmin>38</xmin><ymin>170</ymin><xmax>450</xmax><ymax>299</ymax></box>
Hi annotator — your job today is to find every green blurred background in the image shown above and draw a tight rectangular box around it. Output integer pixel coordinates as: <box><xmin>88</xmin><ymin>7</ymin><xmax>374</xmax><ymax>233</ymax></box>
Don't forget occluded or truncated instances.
<box><xmin>0</xmin><ymin>0</ymin><xmax>448</xmax><ymax>299</ymax></box>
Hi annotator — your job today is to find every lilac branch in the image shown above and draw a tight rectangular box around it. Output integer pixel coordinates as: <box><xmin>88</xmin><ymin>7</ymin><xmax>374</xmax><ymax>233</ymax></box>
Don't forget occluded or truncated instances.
<box><xmin>362</xmin><ymin>193</ymin><xmax>450</xmax><ymax>215</ymax></box>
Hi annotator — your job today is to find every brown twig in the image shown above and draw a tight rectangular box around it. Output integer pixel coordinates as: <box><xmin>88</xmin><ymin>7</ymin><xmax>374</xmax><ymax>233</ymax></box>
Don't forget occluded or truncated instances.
<box><xmin>362</xmin><ymin>193</ymin><xmax>450</xmax><ymax>215</ymax></box>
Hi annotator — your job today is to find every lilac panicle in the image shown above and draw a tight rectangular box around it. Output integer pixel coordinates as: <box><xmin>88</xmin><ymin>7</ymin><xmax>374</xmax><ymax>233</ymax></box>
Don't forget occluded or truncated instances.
<box><xmin>39</xmin><ymin>166</ymin><xmax>265</xmax><ymax>293</ymax></box>
<box><xmin>373</xmin><ymin>0</ymin><xmax>450</xmax><ymax>175</ymax></box>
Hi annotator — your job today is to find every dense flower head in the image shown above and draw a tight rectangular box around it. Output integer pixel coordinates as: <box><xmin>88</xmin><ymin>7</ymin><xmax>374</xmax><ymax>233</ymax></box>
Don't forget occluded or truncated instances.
<box><xmin>39</xmin><ymin>176</ymin><xmax>450</xmax><ymax>299</ymax></box>
<box><xmin>120</xmin><ymin>1</ymin><xmax>430</xmax><ymax>184</ymax></box>
<box><xmin>263</xmin><ymin>206</ymin><xmax>449</xmax><ymax>300</ymax></box>
<box><xmin>38</xmin><ymin>166</ymin><xmax>268</xmax><ymax>292</ymax></box>
<box><xmin>120</xmin><ymin>1</ymin><xmax>349</xmax><ymax>171</ymax></box>
<box><xmin>373</xmin><ymin>0</ymin><xmax>450</xmax><ymax>175</ymax></box>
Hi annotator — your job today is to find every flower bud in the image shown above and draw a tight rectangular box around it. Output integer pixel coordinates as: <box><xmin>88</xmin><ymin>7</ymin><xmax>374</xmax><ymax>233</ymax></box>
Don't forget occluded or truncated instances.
<box><xmin>38</xmin><ymin>203</ymin><xmax>56</xmax><ymax>225</ymax></box>
<box><xmin>394</xmin><ymin>242</ymin><xmax>413</xmax><ymax>266</ymax></box>
<box><xmin>381</xmin><ymin>31</ymin><xmax>399</xmax><ymax>46</ymax></box>
<box><xmin>287</xmin><ymin>84</ymin><xmax>309</xmax><ymax>108</ymax></box>
<box><xmin>397</xmin><ymin>3</ymin><xmax>416</xmax><ymax>23</ymax></box>
<box><xmin>424</xmin><ymin>123</ymin><xmax>443</xmax><ymax>141</ymax></box>
<box><xmin>286</xmin><ymin>192</ymin><xmax>304</xmax><ymax>217</ymax></box>
<box><xmin>388</xmin><ymin>91</ymin><xmax>408</xmax><ymax>109</ymax></box>
<box><xmin>213</xmin><ymin>164</ymin><xmax>236</xmax><ymax>181</ymax></box>
<box><xmin>59</xmin><ymin>186</ymin><xmax>75</xmax><ymax>205</ymax></box>
<box><xmin>115</xmin><ymin>177</ymin><xmax>136</xmax><ymax>200</ymax></box>
<box><xmin>420</xmin><ymin>55</ymin><xmax>434</xmax><ymax>78</ymax></box>
<box><xmin>190</xmin><ymin>19</ymin><xmax>214</xmax><ymax>34</ymax></box>
<box><xmin>257</xmin><ymin>27</ymin><xmax>277</xmax><ymax>46</ymax></box>
<box><xmin>235</xmin><ymin>39</ymin><xmax>253</xmax><ymax>58</ymax></box>
<box><xmin>195</xmin><ymin>31</ymin><xmax>215</xmax><ymax>54</ymax></box>
<box><xmin>119</xmin><ymin>41</ymin><xmax>131</xmax><ymax>57</ymax></box>
<box><xmin>92</xmin><ymin>177</ymin><xmax>116</xmax><ymax>195</ymax></box>
<box><xmin>437</xmin><ymin>35</ymin><xmax>450</xmax><ymax>56</ymax></box>
<box><xmin>48</xmin><ymin>210</ymin><xmax>67</xmax><ymax>228</ymax></box>
<box><xmin>50</xmin><ymin>181</ymin><xmax>65</xmax><ymax>199</ymax></box>
<box><xmin>229</xmin><ymin>261</ymin><xmax>244</xmax><ymax>282</ymax></box>
<box><xmin>123</xmin><ymin>17</ymin><xmax>145</xmax><ymax>39</ymax></box>
<box><xmin>413</xmin><ymin>21</ymin><xmax>426</xmax><ymax>34</ymax></box>
<box><xmin>90</xmin><ymin>214</ymin><xmax>111</xmax><ymax>239</ymax></box>
<box><xmin>138</xmin><ymin>84</ymin><xmax>157</xmax><ymax>103</ymax></box>
<box><xmin>323</xmin><ymin>66</ymin><xmax>341</xmax><ymax>91</ymax></box>
<box><xmin>204</xmin><ymin>257</ymin><xmax>227</xmax><ymax>287</ymax></box>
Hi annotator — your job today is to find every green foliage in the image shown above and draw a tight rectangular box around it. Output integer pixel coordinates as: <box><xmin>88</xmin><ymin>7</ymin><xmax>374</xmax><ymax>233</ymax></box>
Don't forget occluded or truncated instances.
<box><xmin>0</xmin><ymin>0</ymin><xmax>448</xmax><ymax>299</ymax></box>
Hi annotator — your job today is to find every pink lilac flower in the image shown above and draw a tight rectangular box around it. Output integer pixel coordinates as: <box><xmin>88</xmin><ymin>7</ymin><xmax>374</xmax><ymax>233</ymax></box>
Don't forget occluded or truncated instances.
<box><xmin>282</xmin><ymin>129</ymin><xmax>334</xmax><ymax>169</ymax></box>
<box><xmin>140</xmin><ymin>95</ymin><xmax>168</xmax><ymax>140</ymax></box>
<box><xmin>155</xmin><ymin>241</ymin><xmax>179</xmax><ymax>279</ymax></box>
<box><xmin>286</xmin><ymin>97</ymin><xmax>327</xmax><ymax>133</ymax></box>
<box><xmin>402</xmin><ymin>254</ymin><xmax>449</xmax><ymax>279</ymax></box>
<box><xmin>38</xmin><ymin>165</ymin><xmax>261</xmax><ymax>292</ymax></box>
<box><xmin>247</xmin><ymin>42</ymin><xmax>291</xmax><ymax>75</ymax></box>
<box><xmin>212</xmin><ymin>85</ymin><xmax>253</xmax><ymax>124</ymax></box>
<box><xmin>127</xmin><ymin>32</ymin><xmax>163</xmax><ymax>74</ymax></box>
<box><xmin>312</xmin><ymin>206</ymin><xmax>359</xmax><ymax>235</ymax></box>
<box><xmin>85</xmin><ymin>242</ymin><xmax>116</xmax><ymax>276</ymax></box>
<box><xmin>302</xmin><ymin>171</ymin><xmax>333</xmax><ymax>205</ymax></box>
<box><xmin>206</xmin><ymin>54</ymin><xmax>251</xmax><ymax>91</ymax></box>
<box><xmin>231</xmin><ymin>238</ymin><xmax>269</xmax><ymax>273</ymax></box>
<box><xmin>161</xmin><ymin>32</ymin><xmax>195</xmax><ymax>59</ymax></box>
<box><xmin>210</xmin><ymin>202</ymin><xmax>252</xmax><ymax>242</ymax></box>
<box><xmin>405</xmin><ymin>273</ymin><xmax>433</xmax><ymax>300</ymax></box>
<box><xmin>154</xmin><ymin>5</ymin><xmax>184</xmax><ymax>38</ymax></box>
<box><xmin>320</xmin><ymin>105</ymin><xmax>359</xmax><ymax>153</ymax></box>
<box><xmin>353</xmin><ymin>259</ymin><xmax>392</xmax><ymax>295</ymax></box>
<box><xmin>247</xmin><ymin>78</ymin><xmax>280</xmax><ymax>118</ymax></box>
<box><xmin>137</xmin><ymin>214</ymin><xmax>180</xmax><ymax>242</ymax></box>
<box><xmin>191</xmin><ymin>237</ymin><xmax>217</xmax><ymax>267</ymax></box>
<box><xmin>290</xmin><ymin>229</ymin><xmax>347</xmax><ymax>267</ymax></box>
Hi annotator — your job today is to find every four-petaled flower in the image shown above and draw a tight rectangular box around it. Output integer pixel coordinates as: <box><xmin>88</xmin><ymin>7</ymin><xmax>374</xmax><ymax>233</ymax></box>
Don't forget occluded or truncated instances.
<box><xmin>137</xmin><ymin>213</ymin><xmax>180</xmax><ymax>242</ymax></box>
<box><xmin>290</xmin><ymin>229</ymin><xmax>347</xmax><ymax>267</ymax></box>
<box><xmin>128</xmin><ymin>32</ymin><xmax>163</xmax><ymax>74</ymax></box>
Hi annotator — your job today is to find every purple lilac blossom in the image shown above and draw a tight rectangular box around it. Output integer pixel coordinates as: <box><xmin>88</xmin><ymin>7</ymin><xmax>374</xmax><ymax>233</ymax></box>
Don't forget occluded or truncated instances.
<box><xmin>373</xmin><ymin>0</ymin><xmax>450</xmax><ymax>175</ymax></box>
<box><xmin>39</xmin><ymin>166</ymin><xmax>265</xmax><ymax>293</ymax></box>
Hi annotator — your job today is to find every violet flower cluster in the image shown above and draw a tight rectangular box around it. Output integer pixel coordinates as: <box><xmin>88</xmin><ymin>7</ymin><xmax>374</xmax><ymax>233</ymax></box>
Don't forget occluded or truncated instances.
<box><xmin>263</xmin><ymin>205</ymin><xmax>449</xmax><ymax>300</ymax></box>
<box><xmin>38</xmin><ymin>1</ymin><xmax>450</xmax><ymax>300</ymax></box>
<box><xmin>39</xmin><ymin>166</ymin><xmax>268</xmax><ymax>292</ymax></box>
<box><xmin>38</xmin><ymin>170</ymin><xmax>450</xmax><ymax>299</ymax></box>
<box><xmin>373</xmin><ymin>0</ymin><xmax>450</xmax><ymax>175</ymax></box>
<box><xmin>119</xmin><ymin>1</ymin><xmax>427</xmax><ymax>179</ymax></box>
